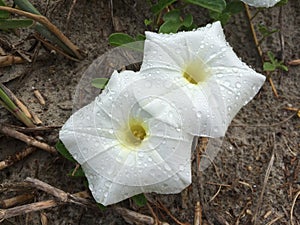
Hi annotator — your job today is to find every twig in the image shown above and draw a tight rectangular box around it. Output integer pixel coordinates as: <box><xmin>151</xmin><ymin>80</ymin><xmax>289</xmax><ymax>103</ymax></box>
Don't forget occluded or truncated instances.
<box><xmin>194</xmin><ymin>201</ymin><xmax>202</xmax><ymax>225</ymax></box>
<box><xmin>290</xmin><ymin>189</ymin><xmax>300</xmax><ymax>225</ymax></box>
<box><xmin>114</xmin><ymin>206</ymin><xmax>159</xmax><ymax>225</ymax></box>
<box><xmin>0</xmin><ymin>182</ymin><xmax>33</xmax><ymax>193</ymax></box>
<box><xmin>0</xmin><ymin>193</ymin><xmax>34</xmax><ymax>208</ymax></box>
<box><xmin>0</xmin><ymin>124</ymin><xmax>56</xmax><ymax>154</ymax></box>
<box><xmin>265</xmin><ymin>214</ymin><xmax>284</xmax><ymax>225</ymax></box>
<box><xmin>244</xmin><ymin>4</ymin><xmax>278</xmax><ymax>97</ymax></box>
<box><xmin>0</xmin><ymin>146</ymin><xmax>36</xmax><ymax>171</ymax></box>
<box><xmin>0</xmin><ymin>55</ymin><xmax>24</xmax><ymax>67</ymax></box>
<box><xmin>33</xmin><ymin>32</ymin><xmax>80</xmax><ymax>61</ymax></box>
<box><xmin>288</xmin><ymin>59</ymin><xmax>300</xmax><ymax>66</ymax></box>
<box><xmin>0</xmin><ymin>6</ymin><xmax>83</xmax><ymax>59</ymax></box>
<box><xmin>4</xmin><ymin>124</ymin><xmax>61</xmax><ymax>133</ymax></box>
<box><xmin>209</xmin><ymin>185</ymin><xmax>222</xmax><ymax>203</ymax></box>
<box><xmin>66</xmin><ymin>0</ymin><xmax>77</xmax><ymax>32</ymax></box>
<box><xmin>147</xmin><ymin>202</ymin><xmax>161</xmax><ymax>225</ymax></box>
<box><xmin>252</xmin><ymin>134</ymin><xmax>275</xmax><ymax>224</ymax></box>
<box><xmin>24</xmin><ymin>177</ymin><xmax>95</xmax><ymax>208</ymax></box>
<box><xmin>0</xmin><ymin>183</ymin><xmax>96</xmax><ymax>221</ymax></box>
<box><xmin>0</xmin><ymin>200</ymin><xmax>58</xmax><ymax>221</ymax></box>
<box><xmin>157</xmin><ymin>199</ymin><xmax>189</xmax><ymax>225</ymax></box>
<box><xmin>40</xmin><ymin>212</ymin><xmax>48</xmax><ymax>225</ymax></box>
<box><xmin>33</xmin><ymin>89</ymin><xmax>46</xmax><ymax>106</ymax></box>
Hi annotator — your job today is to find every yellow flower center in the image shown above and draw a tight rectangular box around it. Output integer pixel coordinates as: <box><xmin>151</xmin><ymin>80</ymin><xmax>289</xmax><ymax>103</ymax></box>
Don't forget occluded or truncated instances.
<box><xmin>130</xmin><ymin>123</ymin><xmax>147</xmax><ymax>141</ymax></box>
<box><xmin>119</xmin><ymin>119</ymin><xmax>148</xmax><ymax>148</ymax></box>
<box><xmin>182</xmin><ymin>60</ymin><xmax>210</xmax><ymax>85</ymax></box>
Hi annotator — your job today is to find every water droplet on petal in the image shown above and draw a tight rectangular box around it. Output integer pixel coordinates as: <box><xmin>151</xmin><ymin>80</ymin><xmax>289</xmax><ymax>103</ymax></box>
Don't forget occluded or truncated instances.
<box><xmin>164</xmin><ymin>164</ymin><xmax>172</xmax><ymax>171</ymax></box>
<box><xmin>105</xmin><ymin>181</ymin><xmax>112</xmax><ymax>187</ymax></box>
<box><xmin>196</xmin><ymin>112</ymin><xmax>202</xmax><ymax>118</ymax></box>
<box><xmin>235</xmin><ymin>82</ymin><xmax>241</xmax><ymax>88</ymax></box>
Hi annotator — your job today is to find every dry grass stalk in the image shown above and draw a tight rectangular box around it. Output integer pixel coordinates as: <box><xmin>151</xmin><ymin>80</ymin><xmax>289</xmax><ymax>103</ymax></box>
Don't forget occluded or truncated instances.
<box><xmin>194</xmin><ymin>201</ymin><xmax>202</xmax><ymax>225</ymax></box>
<box><xmin>0</xmin><ymin>179</ymin><xmax>97</xmax><ymax>221</ymax></box>
<box><xmin>0</xmin><ymin>146</ymin><xmax>36</xmax><ymax>171</ymax></box>
<box><xmin>252</xmin><ymin>134</ymin><xmax>275</xmax><ymax>224</ymax></box>
<box><xmin>288</xmin><ymin>59</ymin><xmax>300</xmax><ymax>65</ymax></box>
<box><xmin>0</xmin><ymin>124</ymin><xmax>56</xmax><ymax>154</ymax></box>
<box><xmin>244</xmin><ymin>4</ymin><xmax>278</xmax><ymax>98</ymax></box>
<box><xmin>0</xmin><ymin>193</ymin><xmax>34</xmax><ymax>208</ymax></box>
<box><xmin>33</xmin><ymin>90</ymin><xmax>46</xmax><ymax>106</ymax></box>
<box><xmin>114</xmin><ymin>206</ymin><xmax>157</xmax><ymax>225</ymax></box>
<box><xmin>0</xmin><ymin>6</ymin><xmax>83</xmax><ymax>59</ymax></box>
<box><xmin>0</xmin><ymin>55</ymin><xmax>24</xmax><ymax>67</ymax></box>
<box><xmin>290</xmin><ymin>189</ymin><xmax>300</xmax><ymax>225</ymax></box>
<box><xmin>0</xmin><ymin>200</ymin><xmax>57</xmax><ymax>221</ymax></box>
<box><xmin>40</xmin><ymin>212</ymin><xmax>48</xmax><ymax>225</ymax></box>
<box><xmin>24</xmin><ymin>178</ymin><xmax>95</xmax><ymax>208</ymax></box>
<box><xmin>156</xmin><ymin>199</ymin><xmax>189</xmax><ymax>225</ymax></box>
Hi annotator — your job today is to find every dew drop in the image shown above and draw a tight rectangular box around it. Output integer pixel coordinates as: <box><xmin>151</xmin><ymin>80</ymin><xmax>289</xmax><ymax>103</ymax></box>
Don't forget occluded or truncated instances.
<box><xmin>179</xmin><ymin>165</ymin><xmax>185</xmax><ymax>171</ymax></box>
<box><xmin>232</xmin><ymin>68</ymin><xmax>238</xmax><ymax>73</ymax></box>
<box><xmin>196</xmin><ymin>112</ymin><xmax>202</xmax><ymax>118</ymax></box>
<box><xmin>105</xmin><ymin>181</ymin><xmax>112</xmax><ymax>187</ymax></box>
<box><xmin>164</xmin><ymin>164</ymin><xmax>172</xmax><ymax>171</ymax></box>
<box><xmin>235</xmin><ymin>82</ymin><xmax>241</xmax><ymax>88</ymax></box>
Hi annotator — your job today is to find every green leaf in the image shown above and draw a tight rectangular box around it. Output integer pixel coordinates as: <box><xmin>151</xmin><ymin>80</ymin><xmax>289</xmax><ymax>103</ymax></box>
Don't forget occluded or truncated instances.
<box><xmin>0</xmin><ymin>19</ymin><xmax>33</xmax><ymax>29</ymax></box>
<box><xmin>14</xmin><ymin>0</ymin><xmax>41</xmax><ymax>15</ymax></box>
<box><xmin>277</xmin><ymin>64</ymin><xmax>288</xmax><ymax>72</ymax></box>
<box><xmin>151</xmin><ymin>0</ymin><xmax>177</xmax><ymax>14</ymax></box>
<box><xmin>182</xmin><ymin>14</ymin><xmax>193</xmax><ymax>27</ymax></box>
<box><xmin>97</xmin><ymin>203</ymin><xmax>107</xmax><ymax>210</ymax></box>
<box><xmin>91</xmin><ymin>78</ymin><xmax>109</xmax><ymax>89</ymax></box>
<box><xmin>144</xmin><ymin>19</ymin><xmax>152</xmax><ymax>26</ymax></box>
<box><xmin>0</xmin><ymin>0</ymin><xmax>9</xmax><ymax>19</ymax></box>
<box><xmin>263</xmin><ymin>62</ymin><xmax>276</xmax><ymax>71</ymax></box>
<box><xmin>258</xmin><ymin>24</ymin><xmax>278</xmax><ymax>38</ymax></box>
<box><xmin>136</xmin><ymin>34</ymin><xmax>146</xmax><ymax>41</ymax></box>
<box><xmin>55</xmin><ymin>140</ymin><xmax>77</xmax><ymax>163</ymax></box>
<box><xmin>132</xmin><ymin>193</ymin><xmax>147</xmax><ymax>207</ymax></box>
<box><xmin>224</xmin><ymin>1</ymin><xmax>244</xmax><ymax>14</ymax></box>
<box><xmin>109</xmin><ymin>33</ymin><xmax>135</xmax><ymax>46</ymax></box>
<box><xmin>68</xmin><ymin>166</ymin><xmax>86</xmax><ymax>177</ymax></box>
<box><xmin>184</xmin><ymin>0</ymin><xmax>226</xmax><ymax>13</ymax></box>
<box><xmin>267</xmin><ymin>51</ymin><xmax>276</xmax><ymax>64</ymax></box>
<box><xmin>159</xmin><ymin>10</ymin><xmax>193</xmax><ymax>33</ymax></box>
<box><xmin>163</xmin><ymin>9</ymin><xmax>180</xmax><ymax>21</ymax></box>
<box><xmin>159</xmin><ymin>20</ymin><xmax>182</xmax><ymax>33</ymax></box>
<box><xmin>275</xmin><ymin>0</ymin><xmax>288</xmax><ymax>7</ymax></box>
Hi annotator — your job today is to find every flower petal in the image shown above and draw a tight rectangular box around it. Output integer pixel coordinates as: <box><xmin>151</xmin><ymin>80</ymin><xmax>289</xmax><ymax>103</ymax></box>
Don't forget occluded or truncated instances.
<box><xmin>59</xmin><ymin>70</ymin><xmax>194</xmax><ymax>206</ymax></box>
<box><xmin>140</xmin><ymin>21</ymin><xmax>266</xmax><ymax>137</ymax></box>
<box><xmin>241</xmin><ymin>0</ymin><xmax>280</xmax><ymax>7</ymax></box>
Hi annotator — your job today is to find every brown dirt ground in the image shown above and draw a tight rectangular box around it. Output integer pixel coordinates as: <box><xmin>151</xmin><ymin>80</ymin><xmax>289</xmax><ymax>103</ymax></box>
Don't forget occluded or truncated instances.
<box><xmin>0</xmin><ymin>0</ymin><xmax>299</xmax><ymax>224</ymax></box>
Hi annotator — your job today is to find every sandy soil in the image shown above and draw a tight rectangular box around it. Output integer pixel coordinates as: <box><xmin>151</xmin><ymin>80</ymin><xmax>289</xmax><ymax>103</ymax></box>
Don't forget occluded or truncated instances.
<box><xmin>0</xmin><ymin>0</ymin><xmax>299</xmax><ymax>224</ymax></box>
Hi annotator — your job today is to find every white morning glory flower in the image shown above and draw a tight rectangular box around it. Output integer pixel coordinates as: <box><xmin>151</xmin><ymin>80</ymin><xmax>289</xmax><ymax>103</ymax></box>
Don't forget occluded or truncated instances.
<box><xmin>241</xmin><ymin>0</ymin><xmax>280</xmax><ymax>8</ymax></box>
<box><xmin>59</xmin><ymin>70</ymin><xmax>194</xmax><ymax>206</ymax></box>
<box><xmin>140</xmin><ymin>21</ymin><xmax>266</xmax><ymax>137</ymax></box>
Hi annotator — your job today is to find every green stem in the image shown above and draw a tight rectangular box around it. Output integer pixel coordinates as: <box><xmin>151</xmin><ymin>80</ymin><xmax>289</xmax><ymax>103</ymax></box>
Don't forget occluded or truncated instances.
<box><xmin>0</xmin><ymin>86</ymin><xmax>35</xmax><ymax>127</ymax></box>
